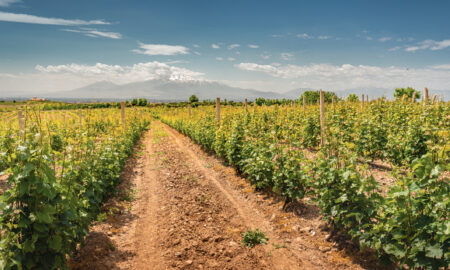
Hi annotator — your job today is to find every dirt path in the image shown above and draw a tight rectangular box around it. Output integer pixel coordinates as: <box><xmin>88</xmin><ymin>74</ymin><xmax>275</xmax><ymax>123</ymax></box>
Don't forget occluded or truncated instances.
<box><xmin>70</xmin><ymin>121</ymin><xmax>381</xmax><ymax>269</ymax></box>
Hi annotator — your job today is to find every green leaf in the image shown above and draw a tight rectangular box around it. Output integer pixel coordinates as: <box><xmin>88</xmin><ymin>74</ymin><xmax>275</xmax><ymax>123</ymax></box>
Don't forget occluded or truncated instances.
<box><xmin>383</xmin><ymin>243</ymin><xmax>406</xmax><ymax>258</ymax></box>
<box><xmin>48</xmin><ymin>235</ymin><xmax>62</xmax><ymax>252</ymax></box>
<box><xmin>425</xmin><ymin>243</ymin><xmax>443</xmax><ymax>259</ymax></box>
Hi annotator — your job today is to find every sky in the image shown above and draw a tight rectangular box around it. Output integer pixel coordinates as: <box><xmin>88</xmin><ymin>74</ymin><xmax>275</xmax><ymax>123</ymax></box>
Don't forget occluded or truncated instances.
<box><xmin>1</xmin><ymin>0</ymin><xmax>450</xmax><ymax>95</ymax></box>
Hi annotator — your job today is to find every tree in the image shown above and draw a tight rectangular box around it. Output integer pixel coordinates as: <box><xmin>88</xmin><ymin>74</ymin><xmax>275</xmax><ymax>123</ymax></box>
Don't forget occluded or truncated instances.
<box><xmin>131</xmin><ymin>99</ymin><xmax>138</xmax><ymax>106</ymax></box>
<box><xmin>300</xmin><ymin>90</ymin><xmax>339</xmax><ymax>104</ymax></box>
<box><xmin>255</xmin><ymin>98</ymin><xmax>265</xmax><ymax>106</ymax></box>
<box><xmin>347</xmin><ymin>94</ymin><xmax>359</xmax><ymax>102</ymax></box>
<box><xmin>394</xmin><ymin>87</ymin><xmax>420</xmax><ymax>101</ymax></box>
<box><xmin>138</xmin><ymin>98</ymin><xmax>147</xmax><ymax>106</ymax></box>
<box><xmin>189</xmin><ymin>95</ymin><xmax>199</xmax><ymax>103</ymax></box>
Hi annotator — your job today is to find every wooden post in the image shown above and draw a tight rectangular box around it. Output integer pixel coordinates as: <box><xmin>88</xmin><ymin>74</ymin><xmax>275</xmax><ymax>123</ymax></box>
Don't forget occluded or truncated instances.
<box><xmin>432</xmin><ymin>94</ymin><xmax>437</xmax><ymax>104</ymax></box>
<box><xmin>121</xmin><ymin>102</ymin><xmax>125</xmax><ymax>128</ymax></box>
<box><xmin>411</xmin><ymin>91</ymin><xmax>416</xmax><ymax>103</ymax></box>
<box><xmin>176</xmin><ymin>107</ymin><xmax>179</xmax><ymax>115</ymax></box>
<box><xmin>18</xmin><ymin>110</ymin><xmax>24</xmax><ymax>133</ymax></box>
<box><xmin>216</xmin><ymin>97</ymin><xmax>221</xmax><ymax>125</ymax></box>
<box><xmin>423</xmin><ymin>87</ymin><xmax>429</xmax><ymax>105</ymax></box>
<box><xmin>361</xmin><ymin>94</ymin><xmax>365</xmax><ymax>110</ymax></box>
<box><xmin>140</xmin><ymin>110</ymin><xmax>143</xmax><ymax>119</ymax></box>
<box><xmin>244</xmin><ymin>98</ymin><xmax>248</xmax><ymax>112</ymax></box>
<box><xmin>320</xmin><ymin>90</ymin><xmax>325</xmax><ymax>147</ymax></box>
<box><xmin>102</xmin><ymin>110</ymin><xmax>105</xmax><ymax>121</ymax></box>
<box><xmin>366</xmin><ymin>95</ymin><xmax>369</xmax><ymax>103</ymax></box>
<box><xmin>63</xmin><ymin>112</ymin><xmax>66</xmax><ymax>125</ymax></box>
<box><xmin>401</xmin><ymin>95</ymin><xmax>406</xmax><ymax>102</ymax></box>
<box><xmin>188</xmin><ymin>103</ymin><xmax>191</xmax><ymax>117</ymax></box>
<box><xmin>78</xmin><ymin>109</ymin><xmax>82</xmax><ymax>126</ymax></box>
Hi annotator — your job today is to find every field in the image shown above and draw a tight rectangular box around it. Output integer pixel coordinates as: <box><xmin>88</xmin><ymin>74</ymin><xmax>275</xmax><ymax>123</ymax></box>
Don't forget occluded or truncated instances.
<box><xmin>0</xmin><ymin>105</ymin><xmax>150</xmax><ymax>269</ymax></box>
<box><xmin>0</xmin><ymin>98</ymin><xmax>448</xmax><ymax>269</ymax></box>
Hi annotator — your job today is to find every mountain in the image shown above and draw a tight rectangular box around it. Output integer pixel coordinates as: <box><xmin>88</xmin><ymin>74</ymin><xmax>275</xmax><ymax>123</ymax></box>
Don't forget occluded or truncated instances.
<box><xmin>41</xmin><ymin>79</ymin><xmax>450</xmax><ymax>102</ymax></box>
<box><xmin>45</xmin><ymin>79</ymin><xmax>284</xmax><ymax>101</ymax></box>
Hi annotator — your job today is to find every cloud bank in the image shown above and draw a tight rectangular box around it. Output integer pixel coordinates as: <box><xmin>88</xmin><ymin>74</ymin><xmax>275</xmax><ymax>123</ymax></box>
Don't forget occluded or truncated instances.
<box><xmin>406</xmin><ymin>39</ymin><xmax>450</xmax><ymax>52</ymax></box>
<box><xmin>0</xmin><ymin>11</ymin><xmax>110</xmax><ymax>25</ymax></box>
<box><xmin>0</xmin><ymin>62</ymin><xmax>204</xmax><ymax>95</ymax></box>
<box><xmin>236</xmin><ymin>62</ymin><xmax>450</xmax><ymax>91</ymax></box>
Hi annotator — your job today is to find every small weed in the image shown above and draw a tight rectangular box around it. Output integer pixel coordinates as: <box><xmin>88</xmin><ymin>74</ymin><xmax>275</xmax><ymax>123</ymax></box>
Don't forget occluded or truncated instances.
<box><xmin>121</xmin><ymin>184</ymin><xmax>137</xmax><ymax>202</ymax></box>
<box><xmin>152</xmin><ymin>127</ymin><xmax>168</xmax><ymax>144</ymax></box>
<box><xmin>108</xmin><ymin>207</ymin><xmax>121</xmax><ymax>216</ymax></box>
<box><xmin>199</xmin><ymin>193</ymin><xmax>211</xmax><ymax>203</ymax></box>
<box><xmin>272</xmin><ymin>243</ymin><xmax>287</xmax><ymax>249</ymax></box>
<box><xmin>96</xmin><ymin>212</ymin><xmax>107</xmax><ymax>223</ymax></box>
<box><xmin>108</xmin><ymin>242</ymin><xmax>116</xmax><ymax>251</ymax></box>
<box><xmin>184</xmin><ymin>175</ymin><xmax>198</xmax><ymax>183</ymax></box>
<box><xmin>241</xmin><ymin>229</ymin><xmax>269</xmax><ymax>248</ymax></box>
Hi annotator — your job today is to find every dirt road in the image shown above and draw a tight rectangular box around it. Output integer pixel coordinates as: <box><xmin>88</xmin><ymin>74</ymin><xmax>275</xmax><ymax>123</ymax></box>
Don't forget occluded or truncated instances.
<box><xmin>69</xmin><ymin>121</ymin><xmax>379</xmax><ymax>269</ymax></box>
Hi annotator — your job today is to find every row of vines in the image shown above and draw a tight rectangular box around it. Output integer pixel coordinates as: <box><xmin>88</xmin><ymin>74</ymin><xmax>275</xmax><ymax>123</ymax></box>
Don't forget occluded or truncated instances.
<box><xmin>154</xmin><ymin>100</ymin><xmax>449</xmax><ymax>269</ymax></box>
<box><xmin>0</xmin><ymin>108</ymin><xmax>150</xmax><ymax>269</ymax></box>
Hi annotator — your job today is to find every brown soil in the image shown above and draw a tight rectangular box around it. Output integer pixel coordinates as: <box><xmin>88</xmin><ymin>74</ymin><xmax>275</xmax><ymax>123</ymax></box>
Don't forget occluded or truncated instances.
<box><xmin>69</xmin><ymin>121</ymin><xmax>386</xmax><ymax>269</ymax></box>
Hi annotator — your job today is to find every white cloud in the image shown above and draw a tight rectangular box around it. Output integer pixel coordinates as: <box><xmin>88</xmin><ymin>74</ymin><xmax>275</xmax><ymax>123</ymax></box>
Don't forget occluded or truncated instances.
<box><xmin>227</xmin><ymin>57</ymin><xmax>235</xmax><ymax>61</ymax></box>
<box><xmin>296</xmin><ymin>33</ymin><xmax>313</xmax><ymax>39</ymax></box>
<box><xmin>281</xmin><ymin>53</ymin><xmax>294</xmax><ymax>61</ymax></box>
<box><xmin>405</xmin><ymin>39</ymin><xmax>450</xmax><ymax>52</ymax></box>
<box><xmin>318</xmin><ymin>36</ymin><xmax>330</xmax><ymax>40</ymax></box>
<box><xmin>430</xmin><ymin>64</ymin><xmax>450</xmax><ymax>70</ymax></box>
<box><xmin>35</xmin><ymin>62</ymin><xmax>203</xmax><ymax>83</ymax></box>
<box><xmin>216</xmin><ymin>57</ymin><xmax>224</xmax><ymax>61</ymax></box>
<box><xmin>0</xmin><ymin>11</ymin><xmax>110</xmax><ymax>25</ymax></box>
<box><xmin>193</xmin><ymin>44</ymin><xmax>200</xmax><ymax>48</ymax></box>
<box><xmin>261</xmin><ymin>54</ymin><xmax>271</xmax><ymax>60</ymax></box>
<box><xmin>211</xmin><ymin>43</ymin><xmax>220</xmax><ymax>49</ymax></box>
<box><xmin>228</xmin><ymin>44</ymin><xmax>240</xmax><ymax>50</ymax></box>
<box><xmin>236</xmin><ymin>62</ymin><xmax>450</xmax><ymax>91</ymax></box>
<box><xmin>62</xmin><ymin>28</ymin><xmax>122</xmax><ymax>39</ymax></box>
<box><xmin>389</xmin><ymin>46</ymin><xmax>401</xmax><ymax>52</ymax></box>
<box><xmin>379</xmin><ymin>37</ymin><xmax>391</xmax><ymax>42</ymax></box>
<box><xmin>132</xmin><ymin>42</ymin><xmax>189</xmax><ymax>56</ymax></box>
<box><xmin>0</xmin><ymin>61</ymin><xmax>204</xmax><ymax>95</ymax></box>
<box><xmin>405</xmin><ymin>46</ymin><xmax>421</xmax><ymax>52</ymax></box>
<box><xmin>0</xmin><ymin>0</ymin><xmax>20</xmax><ymax>7</ymax></box>
<box><xmin>248</xmin><ymin>44</ymin><xmax>259</xmax><ymax>49</ymax></box>
<box><xmin>366</xmin><ymin>37</ymin><xmax>373</xmax><ymax>41</ymax></box>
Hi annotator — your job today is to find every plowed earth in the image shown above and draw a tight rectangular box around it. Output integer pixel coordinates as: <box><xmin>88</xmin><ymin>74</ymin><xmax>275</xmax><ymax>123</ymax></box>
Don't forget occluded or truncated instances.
<box><xmin>69</xmin><ymin>121</ymin><xmax>385</xmax><ymax>270</ymax></box>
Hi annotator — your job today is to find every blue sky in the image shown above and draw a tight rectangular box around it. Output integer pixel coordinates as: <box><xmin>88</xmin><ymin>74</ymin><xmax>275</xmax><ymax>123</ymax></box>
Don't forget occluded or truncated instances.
<box><xmin>1</xmin><ymin>0</ymin><xmax>450</xmax><ymax>94</ymax></box>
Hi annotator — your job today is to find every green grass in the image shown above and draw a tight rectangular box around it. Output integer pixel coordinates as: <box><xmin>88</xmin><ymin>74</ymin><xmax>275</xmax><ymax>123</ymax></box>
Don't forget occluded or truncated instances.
<box><xmin>241</xmin><ymin>229</ymin><xmax>269</xmax><ymax>248</ymax></box>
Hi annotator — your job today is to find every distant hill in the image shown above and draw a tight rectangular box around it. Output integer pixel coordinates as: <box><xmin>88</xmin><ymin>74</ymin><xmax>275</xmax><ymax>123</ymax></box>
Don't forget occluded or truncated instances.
<box><xmin>44</xmin><ymin>79</ymin><xmax>285</xmax><ymax>101</ymax></box>
<box><xmin>13</xmin><ymin>79</ymin><xmax>449</xmax><ymax>102</ymax></box>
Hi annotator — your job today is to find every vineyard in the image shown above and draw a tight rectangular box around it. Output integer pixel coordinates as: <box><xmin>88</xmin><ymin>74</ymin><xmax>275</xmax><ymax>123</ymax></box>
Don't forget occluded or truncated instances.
<box><xmin>0</xmin><ymin>105</ymin><xmax>150</xmax><ymax>269</ymax></box>
<box><xmin>153</xmin><ymin>97</ymin><xmax>449</xmax><ymax>269</ymax></box>
<box><xmin>0</xmin><ymin>97</ymin><xmax>448</xmax><ymax>269</ymax></box>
